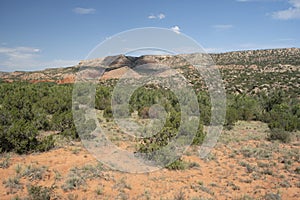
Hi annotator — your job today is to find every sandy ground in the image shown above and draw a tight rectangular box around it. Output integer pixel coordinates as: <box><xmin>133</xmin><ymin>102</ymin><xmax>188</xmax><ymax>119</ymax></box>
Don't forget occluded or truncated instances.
<box><xmin>0</xmin><ymin>121</ymin><xmax>299</xmax><ymax>200</ymax></box>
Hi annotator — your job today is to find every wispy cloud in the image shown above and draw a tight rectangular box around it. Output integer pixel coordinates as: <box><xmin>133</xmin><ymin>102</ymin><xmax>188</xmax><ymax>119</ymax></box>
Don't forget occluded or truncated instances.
<box><xmin>170</xmin><ymin>26</ymin><xmax>181</xmax><ymax>34</ymax></box>
<box><xmin>0</xmin><ymin>46</ymin><xmax>40</xmax><ymax>60</ymax></box>
<box><xmin>275</xmin><ymin>38</ymin><xmax>295</xmax><ymax>42</ymax></box>
<box><xmin>73</xmin><ymin>7</ymin><xmax>96</xmax><ymax>15</ymax></box>
<box><xmin>0</xmin><ymin>46</ymin><xmax>78</xmax><ymax>71</ymax></box>
<box><xmin>238</xmin><ymin>42</ymin><xmax>296</xmax><ymax>50</ymax></box>
<box><xmin>148</xmin><ymin>13</ymin><xmax>165</xmax><ymax>20</ymax></box>
<box><xmin>204</xmin><ymin>47</ymin><xmax>224</xmax><ymax>53</ymax></box>
<box><xmin>272</xmin><ymin>0</ymin><xmax>300</xmax><ymax>19</ymax></box>
<box><xmin>236</xmin><ymin>0</ymin><xmax>300</xmax><ymax>20</ymax></box>
<box><xmin>212</xmin><ymin>24</ymin><xmax>234</xmax><ymax>30</ymax></box>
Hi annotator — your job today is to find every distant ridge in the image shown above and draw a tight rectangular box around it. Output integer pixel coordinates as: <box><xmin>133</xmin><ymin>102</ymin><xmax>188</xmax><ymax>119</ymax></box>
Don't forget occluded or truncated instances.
<box><xmin>211</xmin><ymin>47</ymin><xmax>300</xmax><ymax>66</ymax></box>
<box><xmin>0</xmin><ymin>48</ymin><xmax>299</xmax><ymax>95</ymax></box>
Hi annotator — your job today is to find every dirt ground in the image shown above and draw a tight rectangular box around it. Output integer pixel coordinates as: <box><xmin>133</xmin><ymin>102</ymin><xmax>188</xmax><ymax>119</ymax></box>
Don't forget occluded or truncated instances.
<box><xmin>0</xmin><ymin>121</ymin><xmax>299</xmax><ymax>200</ymax></box>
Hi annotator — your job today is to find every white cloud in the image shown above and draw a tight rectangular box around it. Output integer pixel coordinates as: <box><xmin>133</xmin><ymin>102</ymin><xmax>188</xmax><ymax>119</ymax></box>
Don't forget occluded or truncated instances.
<box><xmin>73</xmin><ymin>7</ymin><xmax>96</xmax><ymax>15</ymax></box>
<box><xmin>171</xmin><ymin>26</ymin><xmax>181</xmax><ymax>34</ymax></box>
<box><xmin>212</xmin><ymin>24</ymin><xmax>234</xmax><ymax>30</ymax></box>
<box><xmin>148</xmin><ymin>13</ymin><xmax>165</xmax><ymax>20</ymax></box>
<box><xmin>158</xmin><ymin>13</ymin><xmax>166</xmax><ymax>19</ymax></box>
<box><xmin>272</xmin><ymin>0</ymin><xmax>300</xmax><ymax>19</ymax></box>
<box><xmin>0</xmin><ymin>46</ymin><xmax>78</xmax><ymax>71</ymax></box>
<box><xmin>148</xmin><ymin>15</ymin><xmax>156</xmax><ymax>19</ymax></box>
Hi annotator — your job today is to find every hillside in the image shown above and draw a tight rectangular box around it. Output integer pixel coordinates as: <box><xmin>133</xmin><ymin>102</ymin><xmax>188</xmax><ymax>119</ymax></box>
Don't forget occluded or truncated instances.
<box><xmin>1</xmin><ymin>48</ymin><xmax>299</xmax><ymax>95</ymax></box>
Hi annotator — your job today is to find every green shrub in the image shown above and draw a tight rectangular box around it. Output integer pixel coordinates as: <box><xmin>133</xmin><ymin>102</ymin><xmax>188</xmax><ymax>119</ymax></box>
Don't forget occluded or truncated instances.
<box><xmin>22</xmin><ymin>164</ymin><xmax>48</xmax><ymax>181</ymax></box>
<box><xmin>61</xmin><ymin>175</ymin><xmax>85</xmax><ymax>191</ymax></box>
<box><xmin>3</xmin><ymin>176</ymin><xmax>23</xmax><ymax>194</ymax></box>
<box><xmin>103</xmin><ymin>106</ymin><xmax>113</xmax><ymax>118</ymax></box>
<box><xmin>268</xmin><ymin>129</ymin><xmax>291</xmax><ymax>143</ymax></box>
<box><xmin>294</xmin><ymin>167</ymin><xmax>300</xmax><ymax>174</ymax></box>
<box><xmin>267</xmin><ymin>103</ymin><xmax>299</xmax><ymax>132</ymax></box>
<box><xmin>0</xmin><ymin>154</ymin><xmax>10</xmax><ymax>168</ymax></box>
<box><xmin>225</xmin><ymin>106</ymin><xmax>238</xmax><ymax>130</ymax></box>
<box><xmin>0</xmin><ymin>82</ymin><xmax>75</xmax><ymax>153</ymax></box>
<box><xmin>173</xmin><ymin>190</ymin><xmax>186</xmax><ymax>200</ymax></box>
<box><xmin>5</xmin><ymin>120</ymin><xmax>39</xmax><ymax>154</ymax></box>
<box><xmin>27</xmin><ymin>185</ymin><xmax>51</xmax><ymax>200</ymax></box>
<box><xmin>192</xmin><ymin>122</ymin><xmax>205</xmax><ymax>145</ymax></box>
<box><xmin>165</xmin><ymin>159</ymin><xmax>188</xmax><ymax>170</ymax></box>
<box><xmin>37</xmin><ymin>135</ymin><xmax>55</xmax><ymax>152</ymax></box>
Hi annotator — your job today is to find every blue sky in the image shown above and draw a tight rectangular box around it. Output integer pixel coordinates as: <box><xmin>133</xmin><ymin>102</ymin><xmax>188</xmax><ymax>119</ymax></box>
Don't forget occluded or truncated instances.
<box><xmin>0</xmin><ymin>0</ymin><xmax>299</xmax><ymax>71</ymax></box>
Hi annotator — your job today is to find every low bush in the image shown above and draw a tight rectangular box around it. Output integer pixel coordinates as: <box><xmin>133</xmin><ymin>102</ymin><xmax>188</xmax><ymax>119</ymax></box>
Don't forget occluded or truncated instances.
<box><xmin>165</xmin><ymin>159</ymin><xmax>188</xmax><ymax>170</ymax></box>
<box><xmin>268</xmin><ymin>129</ymin><xmax>291</xmax><ymax>143</ymax></box>
<box><xmin>27</xmin><ymin>185</ymin><xmax>51</xmax><ymax>200</ymax></box>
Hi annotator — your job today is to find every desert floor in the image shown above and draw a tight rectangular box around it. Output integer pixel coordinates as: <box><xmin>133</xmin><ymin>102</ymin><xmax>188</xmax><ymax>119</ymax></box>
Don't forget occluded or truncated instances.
<box><xmin>0</xmin><ymin>121</ymin><xmax>299</xmax><ymax>200</ymax></box>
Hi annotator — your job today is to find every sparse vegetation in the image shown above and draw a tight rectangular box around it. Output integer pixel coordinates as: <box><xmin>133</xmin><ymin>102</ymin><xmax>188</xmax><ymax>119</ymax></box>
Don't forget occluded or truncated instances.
<box><xmin>173</xmin><ymin>189</ymin><xmax>186</xmax><ymax>200</ymax></box>
<box><xmin>0</xmin><ymin>153</ymin><xmax>10</xmax><ymax>168</ymax></box>
<box><xmin>62</xmin><ymin>174</ymin><xmax>85</xmax><ymax>191</ymax></box>
<box><xmin>62</xmin><ymin>163</ymin><xmax>103</xmax><ymax>191</ymax></box>
<box><xmin>264</xmin><ymin>192</ymin><xmax>281</xmax><ymax>200</ymax></box>
<box><xmin>95</xmin><ymin>186</ymin><xmax>103</xmax><ymax>196</ymax></box>
<box><xmin>2</xmin><ymin>176</ymin><xmax>23</xmax><ymax>194</ymax></box>
<box><xmin>21</xmin><ymin>164</ymin><xmax>48</xmax><ymax>181</ymax></box>
<box><xmin>27</xmin><ymin>185</ymin><xmax>51</xmax><ymax>200</ymax></box>
<box><xmin>15</xmin><ymin>163</ymin><xmax>22</xmax><ymax>174</ymax></box>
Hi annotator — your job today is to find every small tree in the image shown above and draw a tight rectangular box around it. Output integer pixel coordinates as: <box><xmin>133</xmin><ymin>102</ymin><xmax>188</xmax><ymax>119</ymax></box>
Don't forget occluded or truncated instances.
<box><xmin>6</xmin><ymin>120</ymin><xmax>38</xmax><ymax>153</ymax></box>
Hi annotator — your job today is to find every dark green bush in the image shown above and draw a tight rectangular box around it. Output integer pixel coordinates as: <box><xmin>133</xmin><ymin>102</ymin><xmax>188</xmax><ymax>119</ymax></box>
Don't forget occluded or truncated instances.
<box><xmin>37</xmin><ymin>135</ymin><xmax>55</xmax><ymax>152</ymax></box>
<box><xmin>192</xmin><ymin>122</ymin><xmax>205</xmax><ymax>145</ymax></box>
<box><xmin>103</xmin><ymin>106</ymin><xmax>113</xmax><ymax>118</ymax></box>
<box><xmin>27</xmin><ymin>185</ymin><xmax>51</xmax><ymax>200</ymax></box>
<box><xmin>268</xmin><ymin>128</ymin><xmax>291</xmax><ymax>143</ymax></box>
<box><xmin>267</xmin><ymin>103</ymin><xmax>299</xmax><ymax>132</ymax></box>
<box><xmin>225</xmin><ymin>106</ymin><xmax>239</xmax><ymax>130</ymax></box>
<box><xmin>0</xmin><ymin>82</ymin><xmax>76</xmax><ymax>153</ymax></box>
<box><xmin>165</xmin><ymin>159</ymin><xmax>187</xmax><ymax>170</ymax></box>
<box><xmin>5</xmin><ymin>120</ymin><xmax>39</xmax><ymax>154</ymax></box>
